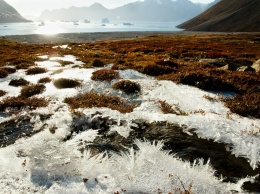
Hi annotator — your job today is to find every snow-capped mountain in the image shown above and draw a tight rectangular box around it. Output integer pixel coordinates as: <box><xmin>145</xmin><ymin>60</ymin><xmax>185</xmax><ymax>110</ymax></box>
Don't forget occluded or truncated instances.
<box><xmin>39</xmin><ymin>0</ymin><xmax>216</xmax><ymax>22</ymax></box>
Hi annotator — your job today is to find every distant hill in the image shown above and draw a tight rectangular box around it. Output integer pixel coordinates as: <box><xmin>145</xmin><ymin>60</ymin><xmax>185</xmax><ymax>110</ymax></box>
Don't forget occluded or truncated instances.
<box><xmin>39</xmin><ymin>0</ymin><xmax>213</xmax><ymax>22</ymax></box>
<box><xmin>177</xmin><ymin>0</ymin><xmax>260</xmax><ymax>32</ymax></box>
<box><xmin>0</xmin><ymin>0</ymin><xmax>31</xmax><ymax>23</ymax></box>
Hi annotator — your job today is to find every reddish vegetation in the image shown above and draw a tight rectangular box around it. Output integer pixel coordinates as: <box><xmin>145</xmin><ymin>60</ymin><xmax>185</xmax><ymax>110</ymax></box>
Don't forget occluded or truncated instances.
<box><xmin>112</xmin><ymin>80</ymin><xmax>141</xmax><ymax>94</ymax></box>
<box><xmin>0</xmin><ymin>34</ymin><xmax>259</xmax><ymax>117</ymax></box>
<box><xmin>26</xmin><ymin>67</ymin><xmax>47</xmax><ymax>75</ymax></box>
<box><xmin>20</xmin><ymin>84</ymin><xmax>46</xmax><ymax>98</ymax></box>
<box><xmin>9</xmin><ymin>78</ymin><xmax>30</xmax><ymax>87</ymax></box>
<box><xmin>0</xmin><ymin>69</ymin><xmax>9</xmax><ymax>78</ymax></box>
<box><xmin>38</xmin><ymin>77</ymin><xmax>52</xmax><ymax>83</ymax></box>
<box><xmin>0</xmin><ymin>90</ymin><xmax>7</xmax><ymax>97</ymax></box>
<box><xmin>91</xmin><ymin>69</ymin><xmax>120</xmax><ymax>82</ymax></box>
<box><xmin>64</xmin><ymin>92</ymin><xmax>134</xmax><ymax>113</ymax></box>
<box><xmin>0</xmin><ymin>96</ymin><xmax>49</xmax><ymax>111</ymax></box>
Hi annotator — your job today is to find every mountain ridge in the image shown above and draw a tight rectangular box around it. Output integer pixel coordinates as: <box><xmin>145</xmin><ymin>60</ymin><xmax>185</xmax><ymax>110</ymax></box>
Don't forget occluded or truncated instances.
<box><xmin>39</xmin><ymin>0</ymin><xmax>212</xmax><ymax>22</ymax></box>
<box><xmin>0</xmin><ymin>0</ymin><xmax>31</xmax><ymax>23</ymax></box>
<box><xmin>177</xmin><ymin>0</ymin><xmax>260</xmax><ymax>32</ymax></box>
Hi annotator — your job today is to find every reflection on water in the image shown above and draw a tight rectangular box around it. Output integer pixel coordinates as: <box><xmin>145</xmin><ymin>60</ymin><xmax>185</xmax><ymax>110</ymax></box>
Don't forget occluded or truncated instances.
<box><xmin>0</xmin><ymin>21</ymin><xmax>182</xmax><ymax>36</ymax></box>
<box><xmin>35</xmin><ymin>22</ymin><xmax>64</xmax><ymax>35</ymax></box>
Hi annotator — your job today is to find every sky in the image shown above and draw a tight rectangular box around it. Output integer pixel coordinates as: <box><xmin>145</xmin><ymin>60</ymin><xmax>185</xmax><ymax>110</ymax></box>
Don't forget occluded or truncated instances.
<box><xmin>6</xmin><ymin>0</ymin><xmax>215</xmax><ymax>17</ymax></box>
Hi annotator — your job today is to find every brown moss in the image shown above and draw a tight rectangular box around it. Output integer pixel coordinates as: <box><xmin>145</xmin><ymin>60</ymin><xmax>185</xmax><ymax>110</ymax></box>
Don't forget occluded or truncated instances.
<box><xmin>158</xmin><ymin>100</ymin><xmax>188</xmax><ymax>116</ymax></box>
<box><xmin>0</xmin><ymin>96</ymin><xmax>49</xmax><ymax>111</ymax></box>
<box><xmin>0</xmin><ymin>34</ymin><xmax>259</xmax><ymax>118</ymax></box>
<box><xmin>16</xmin><ymin>63</ymin><xmax>33</xmax><ymax>70</ymax></box>
<box><xmin>91</xmin><ymin>69</ymin><xmax>120</xmax><ymax>82</ymax></box>
<box><xmin>53</xmin><ymin>78</ymin><xmax>81</xmax><ymax>89</ymax></box>
<box><xmin>64</xmin><ymin>92</ymin><xmax>134</xmax><ymax>113</ymax></box>
<box><xmin>2</xmin><ymin>67</ymin><xmax>16</xmax><ymax>74</ymax></box>
<box><xmin>0</xmin><ymin>69</ymin><xmax>9</xmax><ymax>78</ymax></box>
<box><xmin>26</xmin><ymin>67</ymin><xmax>47</xmax><ymax>75</ymax></box>
<box><xmin>9</xmin><ymin>78</ymin><xmax>30</xmax><ymax>87</ymax></box>
<box><xmin>0</xmin><ymin>90</ymin><xmax>7</xmax><ymax>97</ymax></box>
<box><xmin>224</xmin><ymin>93</ymin><xmax>260</xmax><ymax>118</ymax></box>
<box><xmin>38</xmin><ymin>77</ymin><xmax>52</xmax><ymax>83</ymax></box>
<box><xmin>140</xmin><ymin>64</ymin><xmax>174</xmax><ymax>76</ymax></box>
<box><xmin>112</xmin><ymin>80</ymin><xmax>141</xmax><ymax>94</ymax></box>
<box><xmin>91</xmin><ymin>59</ymin><xmax>105</xmax><ymax>67</ymax></box>
<box><xmin>54</xmin><ymin>60</ymin><xmax>74</xmax><ymax>66</ymax></box>
<box><xmin>158</xmin><ymin>67</ymin><xmax>259</xmax><ymax>94</ymax></box>
<box><xmin>20</xmin><ymin>84</ymin><xmax>46</xmax><ymax>98</ymax></box>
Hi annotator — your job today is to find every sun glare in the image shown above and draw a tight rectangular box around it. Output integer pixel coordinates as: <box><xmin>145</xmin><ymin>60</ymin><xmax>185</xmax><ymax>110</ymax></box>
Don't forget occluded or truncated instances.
<box><xmin>35</xmin><ymin>22</ymin><xmax>64</xmax><ymax>35</ymax></box>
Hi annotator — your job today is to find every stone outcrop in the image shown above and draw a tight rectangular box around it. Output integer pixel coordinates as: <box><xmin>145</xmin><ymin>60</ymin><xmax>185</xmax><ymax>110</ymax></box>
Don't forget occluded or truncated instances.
<box><xmin>252</xmin><ymin>59</ymin><xmax>260</xmax><ymax>72</ymax></box>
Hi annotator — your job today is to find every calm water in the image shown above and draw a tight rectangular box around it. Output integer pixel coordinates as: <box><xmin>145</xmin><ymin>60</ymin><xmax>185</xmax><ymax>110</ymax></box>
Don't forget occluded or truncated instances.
<box><xmin>0</xmin><ymin>21</ymin><xmax>182</xmax><ymax>36</ymax></box>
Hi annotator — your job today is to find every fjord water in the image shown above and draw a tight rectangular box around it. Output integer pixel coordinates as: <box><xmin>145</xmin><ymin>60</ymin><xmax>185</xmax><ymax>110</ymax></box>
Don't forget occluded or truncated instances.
<box><xmin>0</xmin><ymin>21</ymin><xmax>181</xmax><ymax>36</ymax></box>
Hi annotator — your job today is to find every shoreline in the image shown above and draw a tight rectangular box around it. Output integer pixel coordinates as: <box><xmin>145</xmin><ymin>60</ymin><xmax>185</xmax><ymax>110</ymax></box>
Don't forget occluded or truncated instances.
<box><xmin>1</xmin><ymin>31</ymin><xmax>178</xmax><ymax>44</ymax></box>
<box><xmin>2</xmin><ymin>31</ymin><xmax>260</xmax><ymax>44</ymax></box>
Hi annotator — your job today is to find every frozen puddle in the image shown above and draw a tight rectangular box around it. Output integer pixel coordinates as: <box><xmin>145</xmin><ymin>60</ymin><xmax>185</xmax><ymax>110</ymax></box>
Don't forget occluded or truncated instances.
<box><xmin>0</xmin><ymin>55</ymin><xmax>259</xmax><ymax>193</ymax></box>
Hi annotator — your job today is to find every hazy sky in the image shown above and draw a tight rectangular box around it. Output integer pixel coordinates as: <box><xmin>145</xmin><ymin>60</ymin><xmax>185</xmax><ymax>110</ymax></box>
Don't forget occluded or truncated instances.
<box><xmin>6</xmin><ymin>0</ymin><xmax>215</xmax><ymax>16</ymax></box>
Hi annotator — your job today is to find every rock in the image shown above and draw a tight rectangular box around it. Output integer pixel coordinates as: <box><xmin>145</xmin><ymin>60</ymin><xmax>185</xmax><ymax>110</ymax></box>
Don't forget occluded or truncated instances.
<box><xmin>0</xmin><ymin>116</ymin><xmax>33</xmax><ymax>147</ymax></box>
<box><xmin>219</xmin><ymin>63</ymin><xmax>244</xmax><ymax>71</ymax></box>
<box><xmin>219</xmin><ymin>64</ymin><xmax>229</xmax><ymax>70</ymax></box>
<box><xmin>101</xmin><ymin>18</ymin><xmax>109</xmax><ymax>23</ymax></box>
<box><xmin>252</xmin><ymin>59</ymin><xmax>260</xmax><ymax>72</ymax></box>
<box><xmin>199</xmin><ymin>58</ymin><xmax>225</xmax><ymax>67</ymax></box>
<box><xmin>237</xmin><ymin>66</ymin><xmax>255</xmax><ymax>72</ymax></box>
<box><xmin>199</xmin><ymin>58</ymin><xmax>219</xmax><ymax>64</ymax></box>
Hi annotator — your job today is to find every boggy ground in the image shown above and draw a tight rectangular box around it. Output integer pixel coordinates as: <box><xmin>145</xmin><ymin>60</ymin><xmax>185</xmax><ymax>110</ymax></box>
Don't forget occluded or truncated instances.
<box><xmin>0</xmin><ymin>33</ymin><xmax>259</xmax><ymax>118</ymax></box>
<box><xmin>0</xmin><ymin>33</ymin><xmax>260</xmax><ymax>192</ymax></box>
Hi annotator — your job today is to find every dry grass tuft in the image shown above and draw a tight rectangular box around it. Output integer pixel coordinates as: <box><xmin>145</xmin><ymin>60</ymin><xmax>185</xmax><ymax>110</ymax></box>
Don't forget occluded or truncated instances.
<box><xmin>9</xmin><ymin>78</ymin><xmax>30</xmax><ymax>87</ymax></box>
<box><xmin>26</xmin><ymin>67</ymin><xmax>47</xmax><ymax>75</ymax></box>
<box><xmin>20</xmin><ymin>84</ymin><xmax>46</xmax><ymax>98</ymax></box>
<box><xmin>64</xmin><ymin>92</ymin><xmax>134</xmax><ymax>113</ymax></box>
<box><xmin>158</xmin><ymin>100</ymin><xmax>188</xmax><ymax>115</ymax></box>
<box><xmin>112</xmin><ymin>80</ymin><xmax>141</xmax><ymax>94</ymax></box>
<box><xmin>91</xmin><ymin>69</ymin><xmax>120</xmax><ymax>82</ymax></box>
<box><xmin>53</xmin><ymin>78</ymin><xmax>81</xmax><ymax>89</ymax></box>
